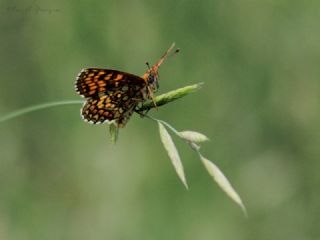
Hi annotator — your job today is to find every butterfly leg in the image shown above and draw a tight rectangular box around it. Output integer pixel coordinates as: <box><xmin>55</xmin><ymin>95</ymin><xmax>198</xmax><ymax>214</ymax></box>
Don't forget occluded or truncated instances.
<box><xmin>134</xmin><ymin>106</ymin><xmax>150</xmax><ymax>118</ymax></box>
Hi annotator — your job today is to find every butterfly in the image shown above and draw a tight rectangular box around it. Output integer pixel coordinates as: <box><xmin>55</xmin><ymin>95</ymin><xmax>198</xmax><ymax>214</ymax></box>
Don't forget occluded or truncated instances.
<box><xmin>75</xmin><ymin>43</ymin><xmax>178</xmax><ymax>128</ymax></box>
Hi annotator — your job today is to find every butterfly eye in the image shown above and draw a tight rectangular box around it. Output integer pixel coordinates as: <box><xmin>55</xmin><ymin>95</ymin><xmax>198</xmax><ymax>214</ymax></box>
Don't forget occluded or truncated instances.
<box><xmin>148</xmin><ymin>75</ymin><xmax>156</xmax><ymax>84</ymax></box>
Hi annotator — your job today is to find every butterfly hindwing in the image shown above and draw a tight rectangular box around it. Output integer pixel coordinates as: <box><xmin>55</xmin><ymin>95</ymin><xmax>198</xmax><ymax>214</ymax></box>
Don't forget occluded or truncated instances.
<box><xmin>81</xmin><ymin>92</ymin><xmax>137</xmax><ymax>124</ymax></box>
<box><xmin>81</xmin><ymin>88</ymin><xmax>145</xmax><ymax>126</ymax></box>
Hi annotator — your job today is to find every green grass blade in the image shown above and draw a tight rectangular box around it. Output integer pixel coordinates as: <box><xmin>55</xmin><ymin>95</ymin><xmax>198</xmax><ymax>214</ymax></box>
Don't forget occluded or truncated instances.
<box><xmin>0</xmin><ymin>100</ymin><xmax>83</xmax><ymax>123</ymax></box>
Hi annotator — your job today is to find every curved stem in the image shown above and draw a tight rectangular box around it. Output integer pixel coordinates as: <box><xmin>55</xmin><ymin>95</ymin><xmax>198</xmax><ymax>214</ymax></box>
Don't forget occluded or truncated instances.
<box><xmin>145</xmin><ymin>115</ymin><xmax>180</xmax><ymax>135</ymax></box>
<box><xmin>0</xmin><ymin>100</ymin><xmax>83</xmax><ymax>123</ymax></box>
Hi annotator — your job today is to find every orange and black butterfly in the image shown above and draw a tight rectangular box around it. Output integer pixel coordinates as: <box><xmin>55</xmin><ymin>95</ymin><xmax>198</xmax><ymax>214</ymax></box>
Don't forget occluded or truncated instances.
<box><xmin>75</xmin><ymin>43</ymin><xmax>177</xmax><ymax>128</ymax></box>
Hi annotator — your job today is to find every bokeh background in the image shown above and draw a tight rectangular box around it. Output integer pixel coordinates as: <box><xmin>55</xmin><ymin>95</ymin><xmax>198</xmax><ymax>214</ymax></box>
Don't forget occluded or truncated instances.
<box><xmin>1</xmin><ymin>0</ymin><xmax>320</xmax><ymax>239</ymax></box>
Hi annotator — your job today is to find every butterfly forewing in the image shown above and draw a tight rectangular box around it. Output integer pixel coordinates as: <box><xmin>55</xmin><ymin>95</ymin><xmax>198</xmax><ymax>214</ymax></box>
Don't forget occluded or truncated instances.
<box><xmin>75</xmin><ymin>68</ymin><xmax>146</xmax><ymax>98</ymax></box>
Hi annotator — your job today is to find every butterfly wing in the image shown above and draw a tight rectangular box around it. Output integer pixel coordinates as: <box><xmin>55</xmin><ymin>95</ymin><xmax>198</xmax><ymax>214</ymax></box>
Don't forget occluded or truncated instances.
<box><xmin>81</xmin><ymin>93</ymin><xmax>137</xmax><ymax>126</ymax></box>
<box><xmin>75</xmin><ymin>68</ymin><xmax>146</xmax><ymax>98</ymax></box>
<box><xmin>76</xmin><ymin>68</ymin><xmax>148</xmax><ymax>127</ymax></box>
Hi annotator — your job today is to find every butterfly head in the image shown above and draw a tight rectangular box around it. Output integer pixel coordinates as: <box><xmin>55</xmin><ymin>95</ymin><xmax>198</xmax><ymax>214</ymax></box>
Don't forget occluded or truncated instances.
<box><xmin>145</xmin><ymin>66</ymin><xmax>159</xmax><ymax>93</ymax></box>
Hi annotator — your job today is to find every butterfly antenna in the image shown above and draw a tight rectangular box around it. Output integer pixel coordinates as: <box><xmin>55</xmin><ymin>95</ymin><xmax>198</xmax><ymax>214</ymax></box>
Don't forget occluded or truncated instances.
<box><xmin>145</xmin><ymin>61</ymin><xmax>151</xmax><ymax>70</ymax></box>
<box><xmin>154</xmin><ymin>42</ymin><xmax>179</xmax><ymax>69</ymax></box>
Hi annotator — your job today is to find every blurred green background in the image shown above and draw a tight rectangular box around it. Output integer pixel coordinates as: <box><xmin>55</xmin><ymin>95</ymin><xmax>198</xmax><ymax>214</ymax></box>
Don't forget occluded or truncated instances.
<box><xmin>1</xmin><ymin>0</ymin><xmax>320</xmax><ymax>239</ymax></box>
